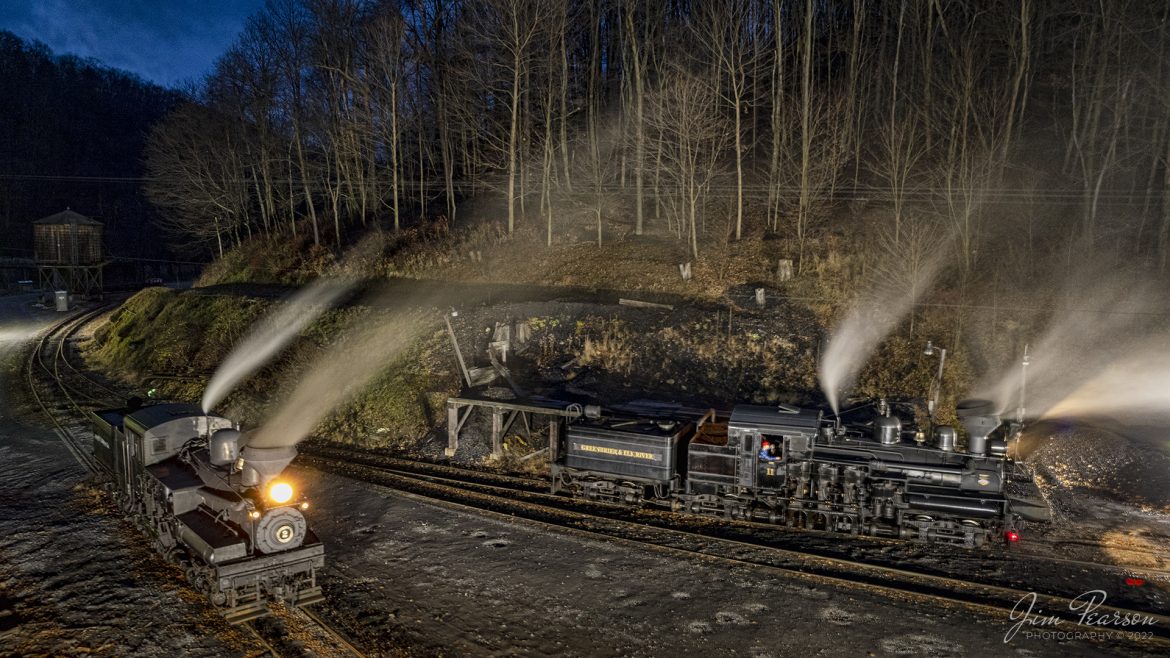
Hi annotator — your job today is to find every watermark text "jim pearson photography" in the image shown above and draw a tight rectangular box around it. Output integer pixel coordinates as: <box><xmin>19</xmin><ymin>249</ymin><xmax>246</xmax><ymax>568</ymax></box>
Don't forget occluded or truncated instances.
<box><xmin>1005</xmin><ymin>590</ymin><xmax>1157</xmax><ymax>643</ymax></box>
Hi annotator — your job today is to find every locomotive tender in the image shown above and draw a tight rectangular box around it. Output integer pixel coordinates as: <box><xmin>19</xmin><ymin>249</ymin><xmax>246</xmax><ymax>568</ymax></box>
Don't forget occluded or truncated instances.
<box><xmin>552</xmin><ymin>398</ymin><xmax>1026</xmax><ymax>547</ymax></box>
<box><xmin>90</xmin><ymin>402</ymin><xmax>324</xmax><ymax>621</ymax></box>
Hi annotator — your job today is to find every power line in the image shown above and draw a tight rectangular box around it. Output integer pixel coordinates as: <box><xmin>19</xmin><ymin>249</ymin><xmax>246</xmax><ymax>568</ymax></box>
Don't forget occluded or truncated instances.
<box><xmin>108</xmin><ymin>255</ymin><xmax>210</xmax><ymax>266</ymax></box>
<box><xmin>0</xmin><ymin>172</ymin><xmax>1162</xmax><ymax>203</ymax></box>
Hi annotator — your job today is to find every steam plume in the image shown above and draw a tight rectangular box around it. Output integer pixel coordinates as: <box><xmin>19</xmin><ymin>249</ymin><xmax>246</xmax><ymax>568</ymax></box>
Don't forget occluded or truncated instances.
<box><xmin>973</xmin><ymin>272</ymin><xmax>1166</xmax><ymax>420</ymax></box>
<box><xmin>201</xmin><ymin>278</ymin><xmax>356</xmax><ymax>413</ymax></box>
<box><xmin>818</xmin><ymin>239</ymin><xmax>947</xmax><ymax>414</ymax></box>
<box><xmin>247</xmin><ymin>298</ymin><xmax>434</xmax><ymax>448</ymax></box>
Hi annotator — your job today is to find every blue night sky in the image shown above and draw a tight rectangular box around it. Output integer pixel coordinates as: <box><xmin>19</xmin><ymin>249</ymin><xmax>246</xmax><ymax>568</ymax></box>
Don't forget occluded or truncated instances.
<box><xmin>0</xmin><ymin>1</ymin><xmax>265</xmax><ymax>88</ymax></box>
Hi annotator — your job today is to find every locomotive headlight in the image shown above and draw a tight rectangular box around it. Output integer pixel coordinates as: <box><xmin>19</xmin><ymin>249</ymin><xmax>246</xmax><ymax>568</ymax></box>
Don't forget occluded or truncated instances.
<box><xmin>268</xmin><ymin>481</ymin><xmax>294</xmax><ymax>504</ymax></box>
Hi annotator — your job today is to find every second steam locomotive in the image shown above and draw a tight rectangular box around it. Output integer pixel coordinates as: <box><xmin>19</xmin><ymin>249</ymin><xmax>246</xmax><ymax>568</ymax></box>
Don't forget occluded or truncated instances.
<box><xmin>552</xmin><ymin>398</ymin><xmax>1039</xmax><ymax>547</ymax></box>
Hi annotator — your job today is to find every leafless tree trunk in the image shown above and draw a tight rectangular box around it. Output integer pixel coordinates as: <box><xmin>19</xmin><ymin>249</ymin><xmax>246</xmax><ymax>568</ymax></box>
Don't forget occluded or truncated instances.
<box><xmin>697</xmin><ymin>0</ymin><xmax>759</xmax><ymax>242</ymax></box>
<box><xmin>624</xmin><ymin>1</ymin><xmax>647</xmax><ymax>236</ymax></box>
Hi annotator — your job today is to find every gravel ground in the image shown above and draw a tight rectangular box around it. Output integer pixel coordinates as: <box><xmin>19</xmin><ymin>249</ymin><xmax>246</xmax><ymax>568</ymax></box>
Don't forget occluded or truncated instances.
<box><xmin>1026</xmin><ymin>419</ymin><xmax>1170</xmax><ymax>512</ymax></box>
<box><xmin>298</xmin><ymin>464</ymin><xmax>1158</xmax><ymax>657</ymax></box>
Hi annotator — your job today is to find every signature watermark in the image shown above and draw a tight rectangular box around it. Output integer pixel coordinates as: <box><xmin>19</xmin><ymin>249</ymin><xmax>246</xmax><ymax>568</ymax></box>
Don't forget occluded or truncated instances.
<box><xmin>1005</xmin><ymin>590</ymin><xmax>1157</xmax><ymax>643</ymax></box>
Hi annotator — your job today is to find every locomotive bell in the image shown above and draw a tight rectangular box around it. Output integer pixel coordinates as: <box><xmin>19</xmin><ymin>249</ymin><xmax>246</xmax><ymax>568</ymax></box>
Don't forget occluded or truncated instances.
<box><xmin>238</xmin><ymin>445</ymin><xmax>298</xmax><ymax>488</ymax></box>
<box><xmin>209</xmin><ymin>428</ymin><xmax>241</xmax><ymax>466</ymax></box>
<box><xmin>956</xmin><ymin>399</ymin><xmax>1000</xmax><ymax>456</ymax></box>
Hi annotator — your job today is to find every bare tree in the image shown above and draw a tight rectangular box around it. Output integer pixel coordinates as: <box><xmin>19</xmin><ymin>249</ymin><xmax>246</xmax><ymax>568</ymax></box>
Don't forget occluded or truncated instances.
<box><xmin>145</xmin><ymin>104</ymin><xmax>251</xmax><ymax>255</ymax></box>
<box><xmin>932</xmin><ymin>9</ymin><xmax>1012</xmax><ymax>274</ymax></box>
<box><xmin>694</xmin><ymin>0</ymin><xmax>762</xmax><ymax>241</ymax></box>
<box><xmin>365</xmin><ymin>5</ymin><xmax>407</xmax><ymax>231</ymax></box>
<box><xmin>644</xmin><ymin>66</ymin><xmax>728</xmax><ymax>258</ymax></box>
<box><xmin>257</xmin><ymin>0</ymin><xmax>323</xmax><ymax>245</ymax></box>
<box><xmin>623</xmin><ymin>0</ymin><xmax>650</xmax><ymax>236</ymax></box>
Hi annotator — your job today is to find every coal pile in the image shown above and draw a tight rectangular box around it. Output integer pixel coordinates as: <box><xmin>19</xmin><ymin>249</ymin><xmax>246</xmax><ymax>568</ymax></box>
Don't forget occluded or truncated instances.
<box><xmin>1027</xmin><ymin>422</ymin><xmax>1170</xmax><ymax>511</ymax></box>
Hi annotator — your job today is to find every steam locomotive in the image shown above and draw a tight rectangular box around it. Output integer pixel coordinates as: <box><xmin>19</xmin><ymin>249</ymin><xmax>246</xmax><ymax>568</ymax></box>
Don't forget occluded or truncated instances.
<box><xmin>552</xmin><ymin>398</ymin><xmax>1042</xmax><ymax>547</ymax></box>
<box><xmin>90</xmin><ymin>402</ymin><xmax>324</xmax><ymax>622</ymax></box>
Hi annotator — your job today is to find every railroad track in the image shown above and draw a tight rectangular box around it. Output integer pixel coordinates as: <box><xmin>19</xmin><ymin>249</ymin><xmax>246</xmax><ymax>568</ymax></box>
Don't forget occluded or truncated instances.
<box><xmin>303</xmin><ymin>443</ymin><xmax>1170</xmax><ymax>579</ymax></box>
<box><xmin>243</xmin><ymin>623</ymin><xmax>282</xmax><ymax>658</ymax></box>
<box><xmin>299</xmin><ymin>606</ymin><xmax>367</xmax><ymax>657</ymax></box>
<box><xmin>302</xmin><ymin>447</ymin><xmax>1170</xmax><ymax>650</ymax></box>
<box><xmin>243</xmin><ymin>606</ymin><xmax>366</xmax><ymax>658</ymax></box>
<box><xmin>32</xmin><ymin>310</ymin><xmax>1169</xmax><ymax>652</ymax></box>
<box><xmin>24</xmin><ymin>305</ymin><xmax>118</xmax><ymax>473</ymax></box>
<box><xmin>1012</xmin><ymin>537</ymin><xmax>1170</xmax><ymax>588</ymax></box>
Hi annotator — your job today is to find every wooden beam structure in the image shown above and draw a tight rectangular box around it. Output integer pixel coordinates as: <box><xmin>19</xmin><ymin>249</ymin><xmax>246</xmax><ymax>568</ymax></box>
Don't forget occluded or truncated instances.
<box><xmin>445</xmin><ymin>395</ymin><xmax>582</xmax><ymax>459</ymax></box>
<box><xmin>38</xmin><ymin>262</ymin><xmax>104</xmax><ymax>296</ymax></box>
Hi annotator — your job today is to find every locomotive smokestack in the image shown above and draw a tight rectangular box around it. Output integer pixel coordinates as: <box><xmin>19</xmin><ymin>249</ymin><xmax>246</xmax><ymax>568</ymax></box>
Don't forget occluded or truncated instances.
<box><xmin>956</xmin><ymin>399</ymin><xmax>1000</xmax><ymax>456</ymax></box>
<box><xmin>239</xmin><ymin>444</ymin><xmax>298</xmax><ymax>488</ymax></box>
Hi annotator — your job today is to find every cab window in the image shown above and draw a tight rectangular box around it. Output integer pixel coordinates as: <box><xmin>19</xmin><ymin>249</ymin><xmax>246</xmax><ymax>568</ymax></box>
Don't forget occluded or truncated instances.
<box><xmin>761</xmin><ymin>433</ymin><xmax>785</xmax><ymax>458</ymax></box>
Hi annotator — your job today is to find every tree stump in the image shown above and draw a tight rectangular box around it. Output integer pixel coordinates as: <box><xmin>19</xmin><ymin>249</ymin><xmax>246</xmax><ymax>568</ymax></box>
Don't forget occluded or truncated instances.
<box><xmin>777</xmin><ymin>259</ymin><xmax>793</xmax><ymax>282</ymax></box>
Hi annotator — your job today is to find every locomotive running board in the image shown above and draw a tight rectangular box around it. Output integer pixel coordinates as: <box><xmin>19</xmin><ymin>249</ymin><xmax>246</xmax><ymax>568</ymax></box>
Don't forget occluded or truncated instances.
<box><xmin>222</xmin><ymin>599</ymin><xmax>271</xmax><ymax>625</ymax></box>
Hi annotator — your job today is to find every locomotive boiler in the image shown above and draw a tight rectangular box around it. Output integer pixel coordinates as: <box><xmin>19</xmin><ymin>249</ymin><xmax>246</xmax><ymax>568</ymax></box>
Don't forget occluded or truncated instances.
<box><xmin>552</xmin><ymin>398</ymin><xmax>1037</xmax><ymax>547</ymax></box>
<box><xmin>90</xmin><ymin>402</ymin><xmax>324</xmax><ymax>622</ymax></box>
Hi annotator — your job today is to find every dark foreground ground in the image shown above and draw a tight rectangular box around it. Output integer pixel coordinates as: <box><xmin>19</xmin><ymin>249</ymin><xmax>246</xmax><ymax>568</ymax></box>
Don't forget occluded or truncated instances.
<box><xmin>0</xmin><ymin>293</ymin><xmax>1164</xmax><ymax>656</ymax></box>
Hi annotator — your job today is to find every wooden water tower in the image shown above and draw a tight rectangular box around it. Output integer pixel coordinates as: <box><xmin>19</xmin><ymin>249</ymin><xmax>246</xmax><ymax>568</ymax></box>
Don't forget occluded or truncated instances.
<box><xmin>33</xmin><ymin>209</ymin><xmax>105</xmax><ymax>295</ymax></box>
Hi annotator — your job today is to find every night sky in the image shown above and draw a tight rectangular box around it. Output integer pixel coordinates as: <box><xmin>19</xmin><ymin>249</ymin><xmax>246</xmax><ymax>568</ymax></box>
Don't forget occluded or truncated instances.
<box><xmin>0</xmin><ymin>0</ymin><xmax>264</xmax><ymax>88</ymax></box>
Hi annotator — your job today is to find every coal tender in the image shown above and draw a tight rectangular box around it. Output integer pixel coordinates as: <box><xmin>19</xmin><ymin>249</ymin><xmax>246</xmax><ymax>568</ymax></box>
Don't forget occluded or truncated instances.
<box><xmin>552</xmin><ymin>398</ymin><xmax>1042</xmax><ymax>547</ymax></box>
<box><xmin>90</xmin><ymin>402</ymin><xmax>324</xmax><ymax>622</ymax></box>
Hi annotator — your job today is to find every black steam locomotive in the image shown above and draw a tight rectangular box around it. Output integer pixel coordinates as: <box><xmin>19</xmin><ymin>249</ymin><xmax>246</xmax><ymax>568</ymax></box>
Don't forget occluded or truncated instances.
<box><xmin>552</xmin><ymin>398</ymin><xmax>1039</xmax><ymax>547</ymax></box>
<box><xmin>90</xmin><ymin>402</ymin><xmax>324</xmax><ymax>622</ymax></box>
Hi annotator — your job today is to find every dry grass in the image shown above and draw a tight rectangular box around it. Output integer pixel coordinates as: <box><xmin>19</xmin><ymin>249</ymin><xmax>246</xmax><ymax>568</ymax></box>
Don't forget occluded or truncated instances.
<box><xmin>577</xmin><ymin>319</ymin><xmax>635</xmax><ymax>374</ymax></box>
<box><xmin>194</xmin><ymin>213</ymin><xmax>799</xmax><ymax>303</ymax></box>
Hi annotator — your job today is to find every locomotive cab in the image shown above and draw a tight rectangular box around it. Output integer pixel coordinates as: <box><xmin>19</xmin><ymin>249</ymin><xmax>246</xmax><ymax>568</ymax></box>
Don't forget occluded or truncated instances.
<box><xmin>733</xmin><ymin>404</ymin><xmax>822</xmax><ymax>491</ymax></box>
<box><xmin>683</xmin><ymin>405</ymin><xmax>821</xmax><ymax>494</ymax></box>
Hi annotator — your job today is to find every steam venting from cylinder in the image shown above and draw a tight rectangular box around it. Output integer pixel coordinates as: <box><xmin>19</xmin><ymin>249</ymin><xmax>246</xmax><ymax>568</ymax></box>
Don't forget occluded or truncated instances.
<box><xmin>248</xmin><ymin>298</ymin><xmax>434</xmax><ymax>449</ymax></box>
<box><xmin>956</xmin><ymin>399</ymin><xmax>1000</xmax><ymax>456</ymax></box>
<box><xmin>818</xmin><ymin>245</ymin><xmax>949</xmax><ymax>415</ymax></box>
<box><xmin>201</xmin><ymin>278</ymin><xmax>356</xmax><ymax>415</ymax></box>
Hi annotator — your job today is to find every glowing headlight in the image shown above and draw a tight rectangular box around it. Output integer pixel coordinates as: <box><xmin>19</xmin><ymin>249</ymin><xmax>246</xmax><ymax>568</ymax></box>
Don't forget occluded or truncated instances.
<box><xmin>268</xmin><ymin>482</ymin><xmax>294</xmax><ymax>504</ymax></box>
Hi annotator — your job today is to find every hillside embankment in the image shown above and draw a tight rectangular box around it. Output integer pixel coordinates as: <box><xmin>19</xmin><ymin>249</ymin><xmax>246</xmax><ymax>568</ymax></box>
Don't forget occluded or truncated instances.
<box><xmin>82</xmin><ymin>263</ymin><xmax>973</xmax><ymax>458</ymax></box>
